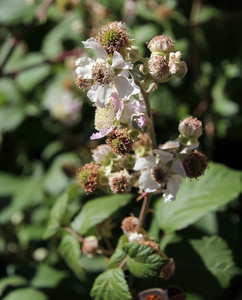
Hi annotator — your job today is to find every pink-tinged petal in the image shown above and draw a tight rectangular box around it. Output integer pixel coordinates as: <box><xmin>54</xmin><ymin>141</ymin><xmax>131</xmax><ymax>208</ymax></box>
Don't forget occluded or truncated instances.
<box><xmin>112</xmin><ymin>51</ymin><xmax>133</xmax><ymax>69</ymax></box>
<box><xmin>171</xmin><ymin>160</ymin><xmax>186</xmax><ymax>178</ymax></box>
<box><xmin>122</xmin><ymin>100</ymin><xmax>145</xmax><ymax>120</ymax></box>
<box><xmin>114</xmin><ymin>75</ymin><xmax>140</xmax><ymax>100</ymax></box>
<box><xmin>75</xmin><ymin>57</ymin><xmax>95</xmax><ymax>79</ymax></box>
<box><xmin>163</xmin><ymin>177</ymin><xmax>180</xmax><ymax>202</ymax></box>
<box><xmin>87</xmin><ymin>84</ymin><xmax>112</xmax><ymax>107</ymax></box>
<box><xmin>133</xmin><ymin>155</ymin><xmax>156</xmax><ymax>171</ymax></box>
<box><xmin>90</xmin><ymin>126</ymin><xmax>115</xmax><ymax>140</ymax></box>
<box><xmin>116</xmin><ymin>101</ymin><xmax>124</xmax><ymax>120</ymax></box>
<box><xmin>139</xmin><ymin>170</ymin><xmax>160</xmax><ymax>193</ymax></box>
<box><xmin>82</xmin><ymin>37</ymin><xmax>107</xmax><ymax>59</ymax></box>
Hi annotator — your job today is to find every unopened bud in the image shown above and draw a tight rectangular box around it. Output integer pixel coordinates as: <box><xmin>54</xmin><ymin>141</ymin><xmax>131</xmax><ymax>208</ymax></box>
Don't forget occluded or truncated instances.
<box><xmin>148</xmin><ymin>35</ymin><xmax>175</xmax><ymax>53</ymax></box>
<box><xmin>82</xmin><ymin>236</ymin><xmax>98</xmax><ymax>257</ymax></box>
<box><xmin>121</xmin><ymin>214</ymin><xmax>140</xmax><ymax>236</ymax></box>
<box><xmin>179</xmin><ymin>116</ymin><xmax>203</xmax><ymax>142</ymax></box>
<box><xmin>127</xmin><ymin>46</ymin><xmax>141</xmax><ymax>63</ymax></box>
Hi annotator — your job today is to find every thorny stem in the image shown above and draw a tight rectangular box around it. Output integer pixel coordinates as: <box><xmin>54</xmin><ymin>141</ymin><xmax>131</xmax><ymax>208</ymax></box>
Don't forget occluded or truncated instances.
<box><xmin>118</xmin><ymin>258</ymin><xmax>127</xmax><ymax>269</ymax></box>
<box><xmin>0</xmin><ymin>0</ymin><xmax>55</xmax><ymax>76</ymax></box>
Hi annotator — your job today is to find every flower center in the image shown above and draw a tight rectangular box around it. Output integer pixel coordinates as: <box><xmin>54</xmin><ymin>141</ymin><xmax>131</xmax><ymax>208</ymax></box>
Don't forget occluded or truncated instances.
<box><xmin>102</xmin><ymin>30</ymin><xmax>121</xmax><ymax>47</ymax></box>
<box><xmin>151</xmin><ymin>165</ymin><xmax>170</xmax><ymax>185</ymax></box>
<box><xmin>95</xmin><ymin>102</ymin><xmax>116</xmax><ymax>130</ymax></box>
<box><xmin>91</xmin><ymin>61</ymin><xmax>114</xmax><ymax>85</ymax></box>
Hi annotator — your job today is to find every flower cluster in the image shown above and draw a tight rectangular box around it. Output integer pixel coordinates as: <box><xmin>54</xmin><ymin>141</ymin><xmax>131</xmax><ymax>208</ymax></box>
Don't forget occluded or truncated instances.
<box><xmin>74</xmin><ymin>22</ymin><xmax>207</xmax><ymax>202</ymax></box>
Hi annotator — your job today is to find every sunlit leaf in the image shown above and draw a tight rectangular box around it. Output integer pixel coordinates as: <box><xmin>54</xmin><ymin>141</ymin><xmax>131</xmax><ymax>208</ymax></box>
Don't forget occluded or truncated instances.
<box><xmin>0</xmin><ymin>276</ymin><xmax>27</xmax><ymax>297</ymax></box>
<box><xmin>71</xmin><ymin>194</ymin><xmax>133</xmax><ymax>235</ymax></box>
<box><xmin>2</xmin><ymin>288</ymin><xmax>47</xmax><ymax>300</ymax></box>
<box><xmin>91</xmin><ymin>268</ymin><xmax>132</xmax><ymax>300</ymax></box>
<box><xmin>156</xmin><ymin>163</ymin><xmax>242</xmax><ymax>233</ymax></box>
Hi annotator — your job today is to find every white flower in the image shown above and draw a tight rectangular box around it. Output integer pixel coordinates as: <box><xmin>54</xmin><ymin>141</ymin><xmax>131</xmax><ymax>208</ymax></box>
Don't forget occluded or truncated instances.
<box><xmin>168</xmin><ymin>51</ymin><xmax>182</xmax><ymax>75</ymax></box>
<box><xmin>133</xmin><ymin>149</ymin><xmax>186</xmax><ymax>202</ymax></box>
<box><xmin>75</xmin><ymin>38</ymin><xmax>140</xmax><ymax>107</ymax></box>
<box><xmin>128</xmin><ymin>232</ymin><xmax>144</xmax><ymax>242</ymax></box>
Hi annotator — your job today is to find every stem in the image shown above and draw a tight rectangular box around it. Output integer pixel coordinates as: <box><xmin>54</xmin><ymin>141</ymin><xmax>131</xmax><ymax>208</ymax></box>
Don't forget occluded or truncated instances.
<box><xmin>135</xmin><ymin>80</ymin><xmax>157</xmax><ymax>149</ymax></box>
<box><xmin>118</xmin><ymin>258</ymin><xmax>127</xmax><ymax>269</ymax></box>
<box><xmin>64</xmin><ymin>226</ymin><xmax>84</xmax><ymax>243</ymax></box>
<box><xmin>138</xmin><ymin>194</ymin><xmax>151</xmax><ymax>227</ymax></box>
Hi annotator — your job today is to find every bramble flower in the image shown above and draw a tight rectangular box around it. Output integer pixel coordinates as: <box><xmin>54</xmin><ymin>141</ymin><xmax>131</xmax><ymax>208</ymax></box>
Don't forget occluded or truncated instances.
<box><xmin>96</xmin><ymin>21</ymin><xmax>130</xmax><ymax>55</ymax></box>
<box><xmin>106</xmin><ymin>128</ymin><xmax>133</xmax><ymax>156</ymax></box>
<box><xmin>52</xmin><ymin>93</ymin><xmax>82</xmax><ymax>126</ymax></box>
<box><xmin>182</xmin><ymin>150</ymin><xmax>207</xmax><ymax>179</ymax></box>
<box><xmin>179</xmin><ymin>116</ymin><xmax>203</xmax><ymax>148</ymax></box>
<box><xmin>109</xmin><ymin>169</ymin><xmax>132</xmax><ymax>194</ymax></box>
<box><xmin>148</xmin><ymin>55</ymin><xmax>170</xmax><ymax>81</ymax></box>
<box><xmin>75</xmin><ymin>38</ymin><xmax>140</xmax><ymax>107</ymax></box>
<box><xmin>133</xmin><ymin>149</ymin><xmax>186</xmax><ymax>202</ymax></box>
<box><xmin>76</xmin><ymin>161</ymin><xmax>100</xmax><ymax>194</ymax></box>
<box><xmin>168</xmin><ymin>51</ymin><xmax>182</xmax><ymax>74</ymax></box>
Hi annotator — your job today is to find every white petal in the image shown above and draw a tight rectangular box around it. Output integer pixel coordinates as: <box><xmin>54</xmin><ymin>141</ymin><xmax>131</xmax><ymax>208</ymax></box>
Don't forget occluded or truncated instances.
<box><xmin>87</xmin><ymin>84</ymin><xmax>112</xmax><ymax>107</ymax></box>
<box><xmin>153</xmin><ymin>149</ymin><xmax>173</xmax><ymax>164</ymax></box>
<box><xmin>163</xmin><ymin>177</ymin><xmax>180</xmax><ymax>203</ymax></box>
<box><xmin>139</xmin><ymin>170</ymin><xmax>160</xmax><ymax>193</ymax></box>
<box><xmin>112</xmin><ymin>51</ymin><xmax>133</xmax><ymax>69</ymax></box>
<box><xmin>171</xmin><ymin>160</ymin><xmax>186</xmax><ymax>178</ymax></box>
<box><xmin>82</xmin><ymin>37</ymin><xmax>107</xmax><ymax>59</ymax></box>
<box><xmin>128</xmin><ymin>232</ymin><xmax>144</xmax><ymax>242</ymax></box>
<box><xmin>133</xmin><ymin>155</ymin><xmax>156</xmax><ymax>171</ymax></box>
<box><xmin>75</xmin><ymin>57</ymin><xmax>95</xmax><ymax>79</ymax></box>
<box><xmin>114</xmin><ymin>75</ymin><xmax>140</xmax><ymax>100</ymax></box>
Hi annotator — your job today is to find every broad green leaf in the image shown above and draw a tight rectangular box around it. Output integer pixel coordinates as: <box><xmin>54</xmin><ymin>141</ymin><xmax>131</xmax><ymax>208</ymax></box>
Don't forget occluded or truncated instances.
<box><xmin>71</xmin><ymin>194</ymin><xmax>133</xmax><ymax>235</ymax></box>
<box><xmin>30</xmin><ymin>264</ymin><xmax>67</xmax><ymax>288</ymax></box>
<box><xmin>0</xmin><ymin>0</ymin><xmax>38</xmax><ymax>25</ymax></box>
<box><xmin>156</xmin><ymin>163</ymin><xmax>242</xmax><ymax>233</ymax></box>
<box><xmin>2</xmin><ymin>288</ymin><xmax>47</xmax><ymax>300</ymax></box>
<box><xmin>190</xmin><ymin>236</ymin><xmax>241</xmax><ymax>289</ymax></box>
<box><xmin>0</xmin><ymin>106</ymin><xmax>25</xmax><ymax>133</ymax></box>
<box><xmin>43</xmin><ymin>185</ymin><xmax>80</xmax><ymax>239</ymax></box>
<box><xmin>91</xmin><ymin>268</ymin><xmax>132</xmax><ymax>300</ymax></box>
<box><xmin>58</xmin><ymin>233</ymin><xmax>86</xmax><ymax>280</ymax></box>
<box><xmin>123</xmin><ymin>242</ymin><xmax>167</xmax><ymax>278</ymax></box>
<box><xmin>108</xmin><ymin>235</ymin><xmax>129</xmax><ymax>268</ymax></box>
<box><xmin>0</xmin><ymin>179</ymin><xmax>44</xmax><ymax>224</ymax></box>
<box><xmin>0</xmin><ymin>173</ymin><xmax>19</xmax><ymax>196</ymax></box>
<box><xmin>0</xmin><ymin>276</ymin><xmax>27</xmax><ymax>296</ymax></box>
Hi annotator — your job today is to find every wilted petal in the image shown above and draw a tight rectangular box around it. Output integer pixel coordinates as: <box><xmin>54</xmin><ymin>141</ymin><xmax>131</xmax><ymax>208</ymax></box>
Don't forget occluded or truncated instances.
<box><xmin>112</xmin><ymin>51</ymin><xmax>133</xmax><ymax>69</ymax></box>
<box><xmin>82</xmin><ymin>37</ymin><xmax>107</xmax><ymax>59</ymax></box>
<box><xmin>114</xmin><ymin>75</ymin><xmax>140</xmax><ymax>100</ymax></box>
<box><xmin>153</xmin><ymin>149</ymin><xmax>173</xmax><ymax>164</ymax></box>
<box><xmin>163</xmin><ymin>177</ymin><xmax>180</xmax><ymax>203</ymax></box>
<box><xmin>75</xmin><ymin>57</ymin><xmax>95</xmax><ymax>79</ymax></box>
<box><xmin>139</xmin><ymin>170</ymin><xmax>160</xmax><ymax>193</ymax></box>
<box><xmin>133</xmin><ymin>155</ymin><xmax>156</xmax><ymax>171</ymax></box>
<box><xmin>87</xmin><ymin>84</ymin><xmax>112</xmax><ymax>107</ymax></box>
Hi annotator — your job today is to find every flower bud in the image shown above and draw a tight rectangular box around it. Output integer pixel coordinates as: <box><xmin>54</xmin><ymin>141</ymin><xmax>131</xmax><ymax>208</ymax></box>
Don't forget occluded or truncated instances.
<box><xmin>148</xmin><ymin>35</ymin><xmax>175</xmax><ymax>53</ymax></box>
<box><xmin>182</xmin><ymin>150</ymin><xmax>207</xmax><ymax>179</ymax></box>
<box><xmin>131</xmin><ymin>113</ymin><xmax>147</xmax><ymax>132</ymax></box>
<box><xmin>82</xmin><ymin>236</ymin><xmax>98</xmax><ymax>257</ymax></box>
<box><xmin>121</xmin><ymin>214</ymin><xmax>140</xmax><ymax>235</ymax></box>
<box><xmin>127</xmin><ymin>46</ymin><xmax>141</xmax><ymax>63</ymax></box>
<box><xmin>174</xmin><ymin>61</ymin><xmax>188</xmax><ymax>78</ymax></box>
<box><xmin>179</xmin><ymin>116</ymin><xmax>203</xmax><ymax>146</ymax></box>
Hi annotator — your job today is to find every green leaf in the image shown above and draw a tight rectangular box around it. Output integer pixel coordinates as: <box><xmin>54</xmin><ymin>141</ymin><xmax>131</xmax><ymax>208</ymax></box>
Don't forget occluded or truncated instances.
<box><xmin>2</xmin><ymin>288</ymin><xmax>47</xmax><ymax>300</ymax></box>
<box><xmin>71</xmin><ymin>194</ymin><xmax>133</xmax><ymax>235</ymax></box>
<box><xmin>0</xmin><ymin>173</ymin><xmax>19</xmax><ymax>196</ymax></box>
<box><xmin>30</xmin><ymin>264</ymin><xmax>67</xmax><ymax>288</ymax></box>
<box><xmin>91</xmin><ymin>268</ymin><xmax>132</xmax><ymax>300</ymax></box>
<box><xmin>123</xmin><ymin>242</ymin><xmax>167</xmax><ymax>278</ymax></box>
<box><xmin>108</xmin><ymin>235</ymin><xmax>129</xmax><ymax>268</ymax></box>
<box><xmin>0</xmin><ymin>178</ymin><xmax>44</xmax><ymax>224</ymax></box>
<box><xmin>156</xmin><ymin>163</ymin><xmax>242</xmax><ymax>233</ymax></box>
<box><xmin>0</xmin><ymin>276</ymin><xmax>27</xmax><ymax>297</ymax></box>
<box><xmin>190</xmin><ymin>236</ymin><xmax>241</xmax><ymax>289</ymax></box>
<box><xmin>43</xmin><ymin>185</ymin><xmax>80</xmax><ymax>239</ymax></box>
<box><xmin>58</xmin><ymin>233</ymin><xmax>86</xmax><ymax>280</ymax></box>
<box><xmin>0</xmin><ymin>0</ymin><xmax>38</xmax><ymax>25</ymax></box>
